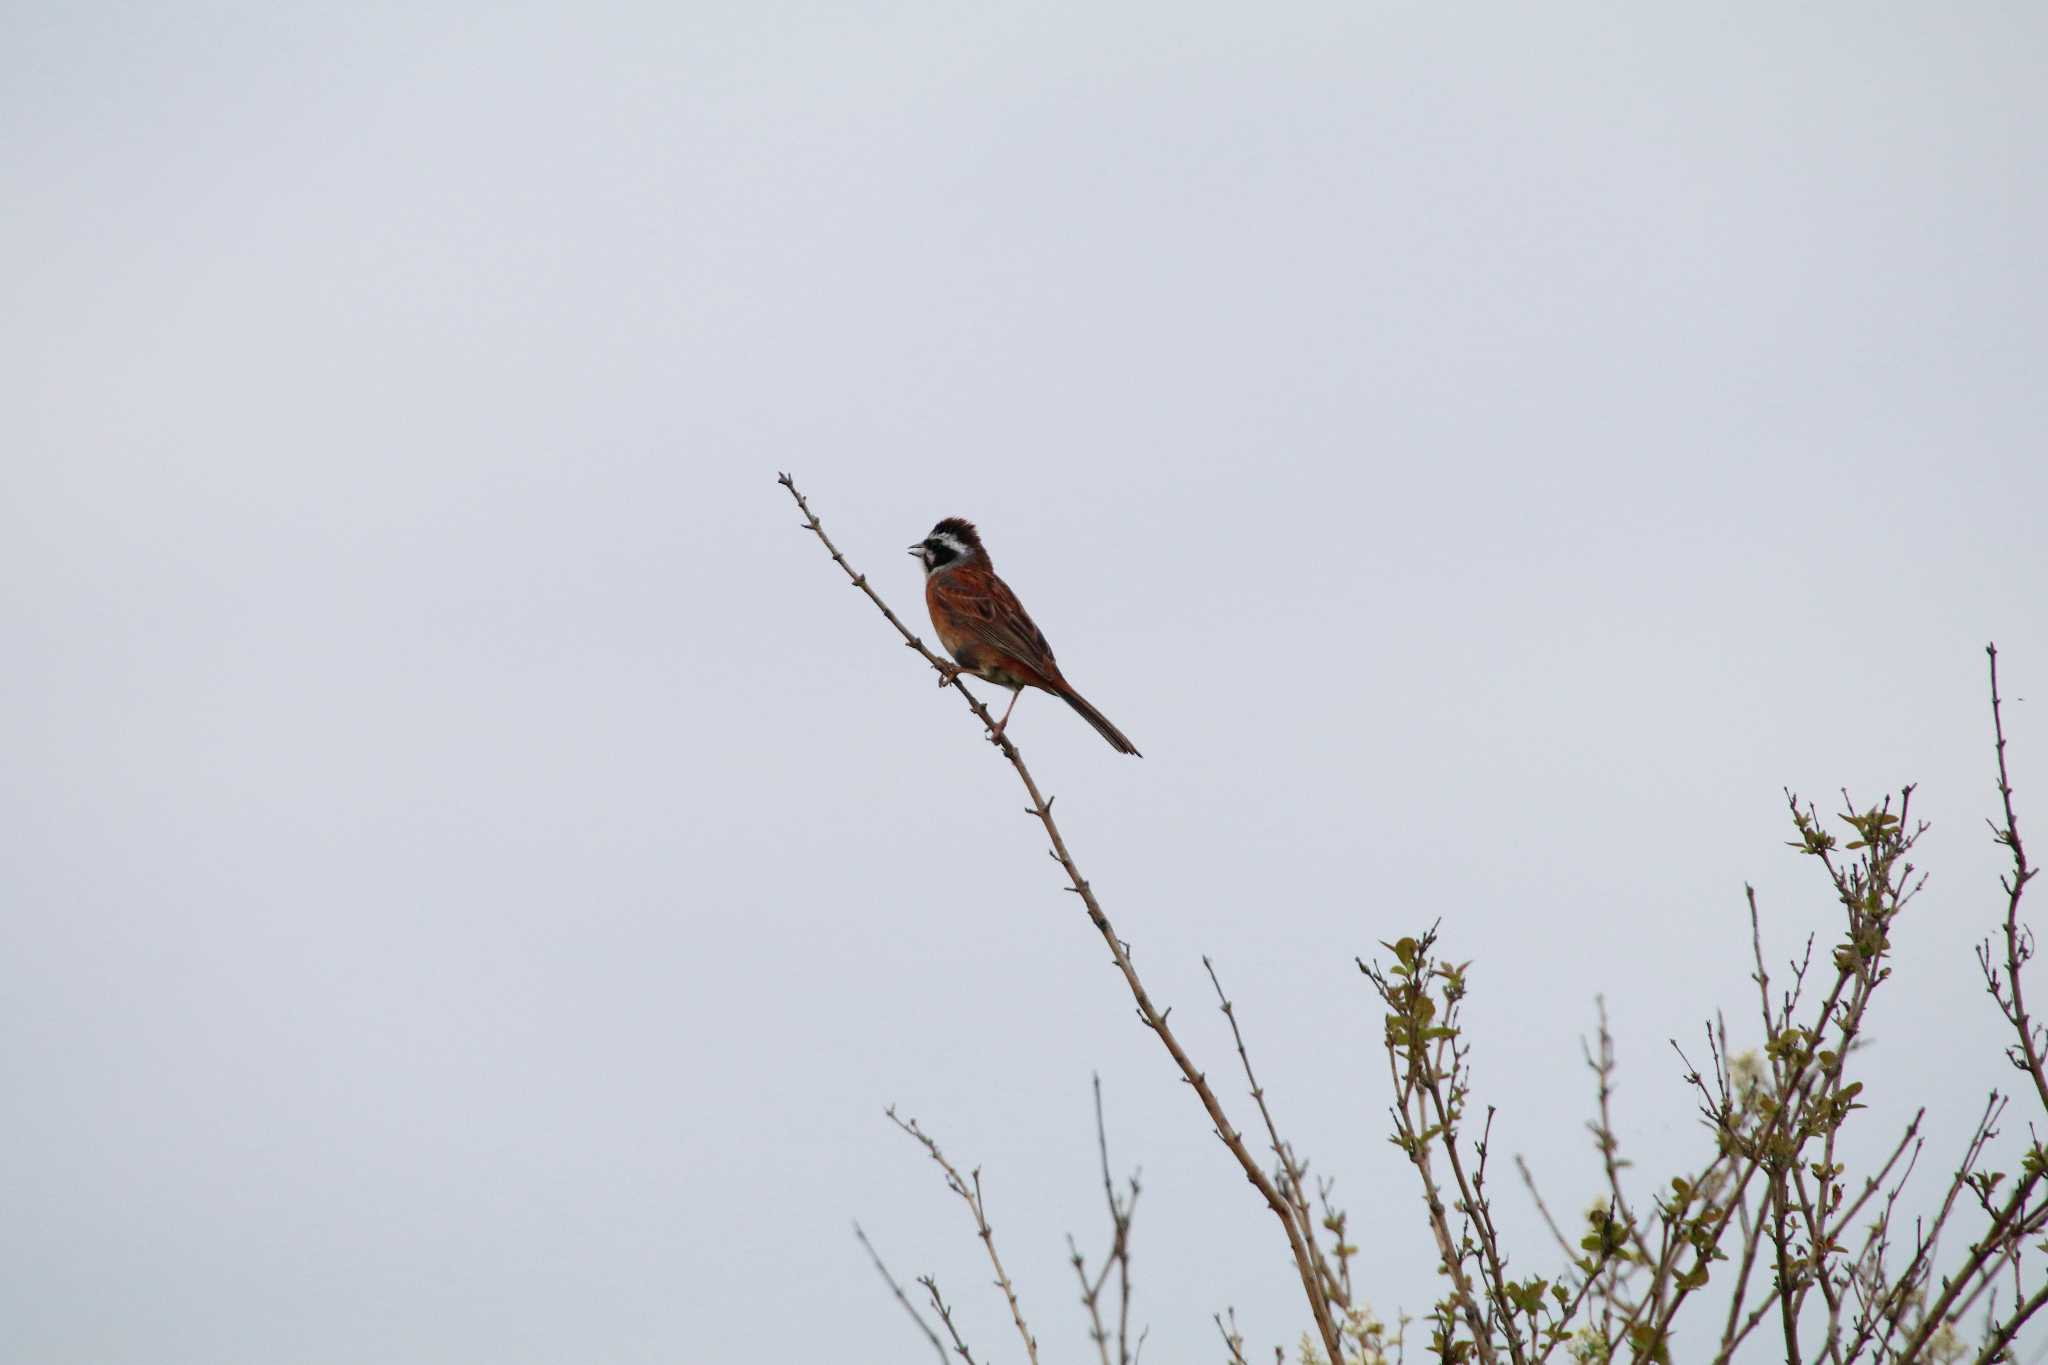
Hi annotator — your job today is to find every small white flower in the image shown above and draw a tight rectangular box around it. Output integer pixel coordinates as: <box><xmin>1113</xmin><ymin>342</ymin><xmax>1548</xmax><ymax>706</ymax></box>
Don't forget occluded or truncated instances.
<box><xmin>1568</xmin><ymin>1328</ymin><xmax>1610</xmax><ymax>1363</ymax></box>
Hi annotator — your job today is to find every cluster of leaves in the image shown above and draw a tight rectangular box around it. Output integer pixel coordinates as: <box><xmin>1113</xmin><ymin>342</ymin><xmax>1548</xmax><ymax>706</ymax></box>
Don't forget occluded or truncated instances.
<box><xmin>1340</xmin><ymin>776</ymin><xmax>2047</xmax><ymax>1365</ymax></box>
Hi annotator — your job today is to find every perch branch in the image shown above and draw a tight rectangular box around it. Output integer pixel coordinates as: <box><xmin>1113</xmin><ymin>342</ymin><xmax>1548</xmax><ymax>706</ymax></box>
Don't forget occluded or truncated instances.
<box><xmin>781</xmin><ymin>473</ymin><xmax>1344</xmax><ymax>1363</ymax></box>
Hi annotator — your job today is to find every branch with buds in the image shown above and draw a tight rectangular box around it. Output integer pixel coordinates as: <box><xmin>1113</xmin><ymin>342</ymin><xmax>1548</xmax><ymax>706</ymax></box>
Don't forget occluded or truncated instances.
<box><xmin>779</xmin><ymin>474</ymin><xmax>1351</xmax><ymax>1363</ymax></box>
<box><xmin>787</xmin><ymin>471</ymin><xmax>2047</xmax><ymax>1365</ymax></box>
<box><xmin>1361</xmin><ymin>658</ymin><xmax>2047</xmax><ymax>1365</ymax></box>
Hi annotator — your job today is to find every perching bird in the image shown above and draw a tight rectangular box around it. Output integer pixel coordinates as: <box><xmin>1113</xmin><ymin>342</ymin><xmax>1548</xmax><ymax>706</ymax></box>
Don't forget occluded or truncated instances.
<box><xmin>908</xmin><ymin>518</ymin><xmax>1140</xmax><ymax>756</ymax></box>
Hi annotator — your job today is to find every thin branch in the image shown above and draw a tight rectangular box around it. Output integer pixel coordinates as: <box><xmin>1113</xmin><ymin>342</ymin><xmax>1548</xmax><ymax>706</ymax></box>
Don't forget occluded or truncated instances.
<box><xmin>1068</xmin><ymin>1232</ymin><xmax>1113</xmax><ymax>1365</ymax></box>
<box><xmin>1095</xmin><ymin>1077</ymin><xmax>1139</xmax><ymax>1365</ymax></box>
<box><xmin>920</xmin><ymin>1274</ymin><xmax>982</xmax><ymax>1365</ymax></box>
<box><xmin>887</xmin><ymin>1108</ymin><xmax>1041</xmax><ymax>1365</ymax></box>
<box><xmin>1865</xmin><ymin>1094</ymin><xmax>2007</xmax><ymax>1360</ymax></box>
<box><xmin>1363</xmin><ymin>934</ymin><xmax>1504</xmax><ymax>1365</ymax></box>
<box><xmin>1988</xmin><ymin>642</ymin><xmax>2047</xmax><ymax>1116</ymax></box>
<box><xmin>1215</xmin><ymin>1308</ymin><xmax>1252</xmax><ymax>1365</ymax></box>
<box><xmin>854</xmin><ymin>1222</ymin><xmax>952</xmax><ymax>1365</ymax></box>
<box><xmin>1204</xmin><ymin>956</ymin><xmax>1341</xmax><ymax>1310</ymax></box>
<box><xmin>1976</xmin><ymin>1277</ymin><xmax>2048</xmax><ymax>1365</ymax></box>
<box><xmin>1585</xmin><ymin>999</ymin><xmax>1656</xmax><ymax>1270</ymax></box>
<box><xmin>1641</xmin><ymin>793</ymin><xmax>1923</xmax><ymax>1357</ymax></box>
<box><xmin>1512</xmin><ymin>1154</ymin><xmax>1576</xmax><ymax>1262</ymax></box>
<box><xmin>781</xmin><ymin>474</ymin><xmax>1346</xmax><ymax>1364</ymax></box>
<box><xmin>1070</xmin><ymin>1075</ymin><xmax>1140</xmax><ymax>1365</ymax></box>
<box><xmin>1822</xmin><ymin>1109</ymin><xmax>1924</xmax><ymax>1256</ymax></box>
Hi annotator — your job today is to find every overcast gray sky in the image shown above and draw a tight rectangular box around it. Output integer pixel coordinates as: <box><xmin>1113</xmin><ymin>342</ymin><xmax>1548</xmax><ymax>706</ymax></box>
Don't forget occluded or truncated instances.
<box><xmin>5</xmin><ymin>2</ymin><xmax>2046</xmax><ymax>1361</ymax></box>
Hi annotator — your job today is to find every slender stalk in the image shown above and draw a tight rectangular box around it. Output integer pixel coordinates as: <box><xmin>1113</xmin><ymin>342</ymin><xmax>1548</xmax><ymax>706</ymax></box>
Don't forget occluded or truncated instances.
<box><xmin>887</xmin><ymin>1109</ymin><xmax>1041</xmax><ymax>1365</ymax></box>
<box><xmin>854</xmin><ymin>1222</ymin><xmax>952</xmax><ymax>1365</ymax></box>
<box><xmin>780</xmin><ymin>474</ymin><xmax>1346</xmax><ymax>1364</ymax></box>
<box><xmin>1986</xmin><ymin>643</ymin><xmax>2046</xmax><ymax>1115</ymax></box>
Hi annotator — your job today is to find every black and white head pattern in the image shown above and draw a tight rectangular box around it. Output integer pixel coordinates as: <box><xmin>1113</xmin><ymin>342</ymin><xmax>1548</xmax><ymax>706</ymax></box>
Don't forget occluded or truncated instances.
<box><xmin>910</xmin><ymin>517</ymin><xmax>985</xmax><ymax>574</ymax></box>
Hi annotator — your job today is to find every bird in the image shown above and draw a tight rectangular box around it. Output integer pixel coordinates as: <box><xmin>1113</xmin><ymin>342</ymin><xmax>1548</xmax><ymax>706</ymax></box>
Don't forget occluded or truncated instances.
<box><xmin>908</xmin><ymin>517</ymin><xmax>1141</xmax><ymax>756</ymax></box>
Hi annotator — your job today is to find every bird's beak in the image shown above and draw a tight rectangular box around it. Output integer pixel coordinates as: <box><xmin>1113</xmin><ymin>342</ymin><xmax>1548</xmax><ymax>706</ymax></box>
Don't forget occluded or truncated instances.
<box><xmin>906</xmin><ymin>544</ymin><xmax>924</xmax><ymax>558</ymax></box>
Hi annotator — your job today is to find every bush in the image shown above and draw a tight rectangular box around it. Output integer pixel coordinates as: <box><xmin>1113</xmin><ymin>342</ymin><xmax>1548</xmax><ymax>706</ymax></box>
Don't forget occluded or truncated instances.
<box><xmin>783</xmin><ymin>475</ymin><xmax>2045</xmax><ymax>1365</ymax></box>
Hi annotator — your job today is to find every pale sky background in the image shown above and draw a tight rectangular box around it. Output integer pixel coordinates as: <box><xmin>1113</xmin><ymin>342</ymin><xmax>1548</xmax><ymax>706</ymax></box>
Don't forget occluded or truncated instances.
<box><xmin>5</xmin><ymin>3</ymin><xmax>2046</xmax><ymax>1362</ymax></box>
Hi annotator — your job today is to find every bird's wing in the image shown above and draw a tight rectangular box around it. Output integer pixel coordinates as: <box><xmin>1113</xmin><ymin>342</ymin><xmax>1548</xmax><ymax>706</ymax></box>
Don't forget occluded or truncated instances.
<box><xmin>931</xmin><ymin>568</ymin><xmax>1062</xmax><ymax>682</ymax></box>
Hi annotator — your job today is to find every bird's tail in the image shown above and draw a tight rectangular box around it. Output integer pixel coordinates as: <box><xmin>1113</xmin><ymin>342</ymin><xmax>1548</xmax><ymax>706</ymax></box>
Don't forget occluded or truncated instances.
<box><xmin>1057</xmin><ymin>686</ymin><xmax>1142</xmax><ymax>757</ymax></box>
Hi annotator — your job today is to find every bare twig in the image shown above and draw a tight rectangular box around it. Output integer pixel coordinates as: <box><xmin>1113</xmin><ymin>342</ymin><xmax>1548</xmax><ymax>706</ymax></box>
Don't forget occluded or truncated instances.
<box><xmin>1216</xmin><ymin>1307</ymin><xmax>1252</xmax><ymax>1365</ymax></box>
<box><xmin>1098</xmin><ymin>1079</ymin><xmax>1139</xmax><ymax>1365</ymax></box>
<box><xmin>781</xmin><ymin>474</ymin><xmax>1346</xmax><ymax>1363</ymax></box>
<box><xmin>1204</xmin><ymin>957</ymin><xmax>1344</xmax><ymax>1313</ymax></box>
<box><xmin>855</xmin><ymin>1221</ymin><xmax>952</xmax><ymax>1365</ymax></box>
<box><xmin>1976</xmin><ymin>1278</ymin><xmax>2048</xmax><ymax>1365</ymax></box>
<box><xmin>1585</xmin><ymin>1001</ymin><xmax>1655</xmax><ymax>1270</ymax></box>
<box><xmin>1512</xmin><ymin>1155</ymin><xmax>1575</xmax><ymax>1262</ymax></box>
<box><xmin>1068</xmin><ymin>1232</ymin><xmax>1113</xmax><ymax>1365</ymax></box>
<box><xmin>1985</xmin><ymin>642</ymin><xmax>2047</xmax><ymax>1116</ymax></box>
<box><xmin>887</xmin><ymin>1108</ymin><xmax>1041</xmax><ymax>1365</ymax></box>
<box><xmin>1070</xmin><ymin>1076</ymin><xmax>1140</xmax><ymax>1365</ymax></box>
<box><xmin>920</xmin><ymin>1274</ymin><xmax>982</xmax><ymax>1365</ymax></box>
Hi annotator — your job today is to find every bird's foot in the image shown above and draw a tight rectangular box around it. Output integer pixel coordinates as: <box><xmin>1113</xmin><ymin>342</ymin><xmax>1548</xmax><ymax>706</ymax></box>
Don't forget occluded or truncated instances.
<box><xmin>934</xmin><ymin>661</ymin><xmax>962</xmax><ymax>687</ymax></box>
<box><xmin>985</xmin><ymin>691</ymin><xmax>1021</xmax><ymax>743</ymax></box>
